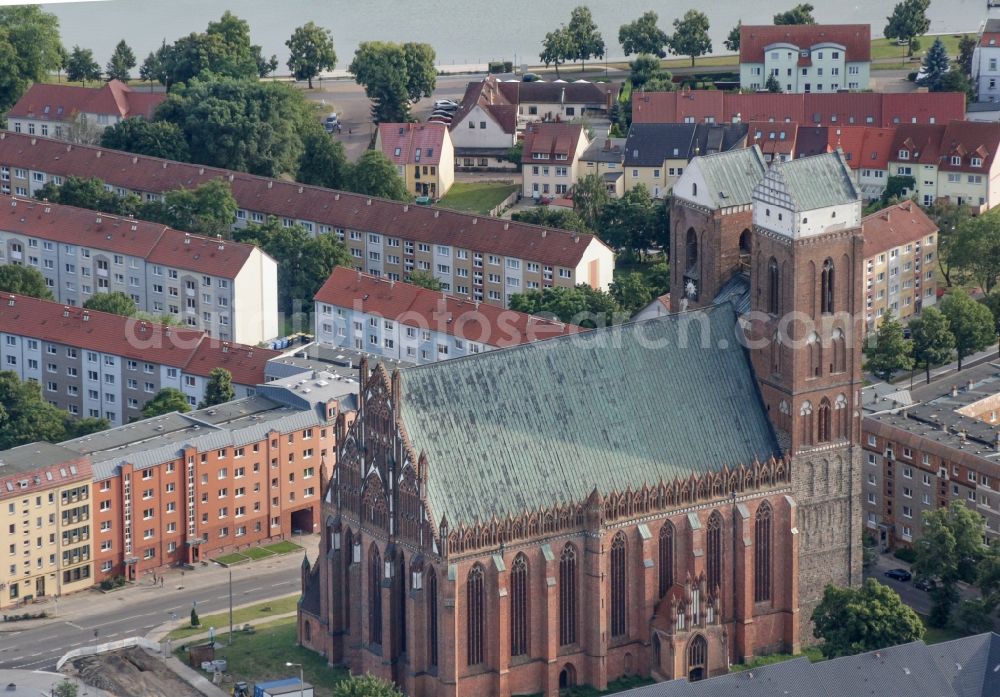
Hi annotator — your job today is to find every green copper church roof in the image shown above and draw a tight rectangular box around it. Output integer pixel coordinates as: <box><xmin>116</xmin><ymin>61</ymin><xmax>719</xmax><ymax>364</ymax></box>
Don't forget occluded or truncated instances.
<box><xmin>695</xmin><ymin>145</ymin><xmax>766</xmax><ymax>209</ymax></box>
<box><xmin>767</xmin><ymin>150</ymin><xmax>859</xmax><ymax>212</ymax></box>
<box><xmin>397</xmin><ymin>303</ymin><xmax>780</xmax><ymax>528</ymax></box>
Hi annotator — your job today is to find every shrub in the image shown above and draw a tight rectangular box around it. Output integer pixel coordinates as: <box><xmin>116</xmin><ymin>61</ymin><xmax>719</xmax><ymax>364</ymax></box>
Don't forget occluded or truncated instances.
<box><xmin>907</xmin><ymin>71</ymin><xmax>918</xmax><ymax>82</ymax></box>
<box><xmin>894</xmin><ymin>547</ymin><xmax>917</xmax><ymax>563</ymax></box>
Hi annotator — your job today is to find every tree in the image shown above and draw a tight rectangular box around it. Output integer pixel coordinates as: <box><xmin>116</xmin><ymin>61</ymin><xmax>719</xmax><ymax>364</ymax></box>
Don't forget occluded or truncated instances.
<box><xmin>155</xmin><ymin>77</ymin><xmax>319</xmax><ymax>177</ymax></box>
<box><xmin>918</xmin><ymin>37</ymin><xmax>950</xmax><ymax>91</ymax></box>
<box><xmin>939</xmin><ymin>290</ymin><xmax>997</xmax><ymax>369</ymax></box>
<box><xmin>509</xmin><ymin>285</ymin><xmax>623</xmax><ymax>328</ymax></box>
<box><xmin>773</xmin><ymin>4</ymin><xmax>817</xmax><ymax>25</ymax></box>
<box><xmin>765</xmin><ymin>74</ymin><xmax>782</xmax><ymax>93</ymax></box>
<box><xmin>724</xmin><ymin>22</ymin><xmax>741</xmax><ymax>53</ymax></box>
<box><xmin>349</xmin><ymin>41</ymin><xmax>435</xmax><ymax>124</ymax></box>
<box><xmin>565</xmin><ymin>6</ymin><xmax>604</xmax><ymax>71</ymax></box>
<box><xmin>407</xmin><ymin>270</ymin><xmax>442</xmax><ymax>291</ymax></box>
<box><xmin>286</xmin><ymin>22</ymin><xmax>337</xmax><ymax>89</ymax></box>
<box><xmin>909</xmin><ymin>307</ymin><xmax>955</xmax><ymax>383</ymax></box>
<box><xmin>35</xmin><ymin>175</ymin><xmax>140</xmax><ymax>217</ymax></box>
<box><xmin>148</xmin><ymin>178</ymin><xmax>238</xmax><ymax>239</ymax></box>
<box><xmin>913</xmin><ymin>501</ymin><xmax>987</xmax><ymax>627</ymax></box>
<box><xmin>938</xmin><ymin>70</ymin><xmax>974</xmax><ymax>101</ymax></box>
<box><xmin>629</xmin><ymin>54</ymin><xmax>666</xmax><ymax>90</ymax></box>
<box><xmin>106</xmin><ymin>39</ymin><xmax>136</xmax><ymax>82</ymax></box>
<box><xmin>811</xmin><ymin>579</ymin><xmax>923</xmax><ymax>658</ymax></box>
<box><xmin>142</xmin><ymin>388</ymin><xmax>191</xmax><ymax>418</ymax></box>
<box><xmin>539</xmin><ymin>26</ymin><xmax>573</xmax><ymax>78</ymax></box>
<box><xmin>232</xmin><ymin>217</ymin><xmax>351</xmax><ymax>317</ymax></box>
<box><xmin>863</xmin><ymin>311</ymin><xmax>913</xmax><ymax>381</ymax></box>
<box><xmin>255</xmin><ymin>47</ymin><xmax>279</xmax><ymax>79</ymax></box>
<box><xmin>199</xmin><ymin>368</ymin><xmax>234</xmax><ymax>408</ymax></box>
<box><xmin>0</xmin><ymin>5</ymin><xmax>64</xmax><ymax>112</ymax></box>
<box><xmin>190</xmin><ymin>607</ymin><xmax>200</xmax><ymax>627</ymax></box>
<box><xmin>56</xmin><ymin>44</ymin><xmax>68</xmax><ymax>83</ymax></box>
<box><xmin>669</xmin><ymin>10</ymin><xmax>712</xmax><ymax>67</ymax></box>
<box><xmin>83</xmin><ymin>291</ymin><xmax>138</xmax><ymax>317</ymax></box>
<box><xmin>619</xmin><ymin>11</ymin><xmax>669</xmax><ymax>58</ymax></box>
<box><xmin>0</xmin><ymin>372</ymin><xmax>105</xmax><ymax>450</ymax></box>
<box><xmin>882</xmin><ymin>175</ymin><xmax>916</xmax><ymax>203</ymax></box>
<box><xmin>599</xmin><ymin>184</ymin><xmax>659</xmax><ymax>257</ymax></box>
<box><xmin>296</xmin><ymin>129</ymin><xmax>348</xmax><ymax>190</ymax></box>
<box><xmin>983</xmin><ymin>292</ymin><xmax>1000</xmax><ymax>355</ymax></box>
<box><xmin>884</xmin><ymin>0</ymin><xmax>931</xmax><ymax>58</ymax></box>
<box><xmin>100</xmin><ymin>117</ymin><xmax>191</xmax><ymax>161</ymax></box>
<box><xmin>926</xmin><ymin>200</ymin><xmax>971</xmax><ymax>287</ymax></box>
<box><xmin>332</xmin><ymin>674</ymin><xmax>403</xmax><ymax>697</ymax></box>
<box><xmin>402</xmin><ymin>42</ymin><xmax>437</xmax><ymax>104</ymax></box>
<box><xmin>511</xmin><ymin>207</ymin><xmax>591</xmax><ymax>233</ymax></box>
<box><xmin>0</xmin><ymin>265</ymin><xmax>53</xmax><ymax>300</ymax></box>
<box><xmin>66</xmin><ymin>45</ymin><xmax>101</xmax><ymax>86</ymax></box>
<box><xmin>610</xmin><ymin>272</ymin><xmax>654</xmax><ymax>316</ymax></box>
<box><xmin>51</xmin><ymin>679</ymin><xmax>78</xmax><ymax>697</ymax></box>
<box><xmin>958</xmin><ymin>34</ymin><xmax>977</xmax><ymax>77</ymax></box>
<box><xmin>573</xmin><ymin>173</ymin><xmax>611</xmax><ymax>231</ymax></box>
<box><xmin>347</xmin><ymin>150</ymin><xmax>410</xmax><ymax>201</ymax></box>
<box><xmin>139</xmin><ymin>41</ymin><xmax>169</xmax><ymax>90</ymax></box>
<box><xmin>955</xmin><ymin>598</ymin><xmax>995</xmax><ymax>635</ymax></box>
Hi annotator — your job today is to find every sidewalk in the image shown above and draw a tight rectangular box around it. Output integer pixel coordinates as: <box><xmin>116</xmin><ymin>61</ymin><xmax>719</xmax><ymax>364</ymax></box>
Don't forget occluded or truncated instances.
<box><xmin>146</xmin><ymin>597</ymin><xmax>300</xmax><ymax>644</ymax></box>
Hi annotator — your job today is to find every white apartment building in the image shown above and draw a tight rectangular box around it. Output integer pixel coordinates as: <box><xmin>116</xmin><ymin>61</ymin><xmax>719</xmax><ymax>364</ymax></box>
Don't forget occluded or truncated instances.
<box><xmin>973</xmin><ymin>18</ymin><xmax>1000</xmax><ymax>103</ymax></box>
<box><xmin>739</xmin><ymin>24</ymin><xmax>871</xmax><ymax>93</ymax></box>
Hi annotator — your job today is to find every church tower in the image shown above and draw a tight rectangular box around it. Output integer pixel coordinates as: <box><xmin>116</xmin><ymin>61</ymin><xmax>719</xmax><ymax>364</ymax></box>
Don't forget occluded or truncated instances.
<box><xmin>745</xmin><ymin>151</ymin><xmax>865</xmax><ymax>635</ymax></box>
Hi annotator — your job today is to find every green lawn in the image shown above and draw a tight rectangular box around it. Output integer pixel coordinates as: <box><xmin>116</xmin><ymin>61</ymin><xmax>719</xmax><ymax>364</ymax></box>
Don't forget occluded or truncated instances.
<box><xmin>731</xmin><ymin>646</ymin><xmax>825</xmax><ymax>672</ymax></box>
<box><xmin>243</xmin><ymin>547</ymin><xmax>276</xmax><ymax>560</ymax></box>
<box><xmin>167</xmin><ymin>595</ymin><xmax>301</xmax><ymax>641</ymax></box>
<box><xmin>178</xmin><ymin>617</ymin><xmax>346</xmax><ymax>697</ymax></box>
<box><xmin>263</xmin><ymin>540</ymin><xmax>302</xmax><ymax>555</ymax></box>
<box><xmin>870</xmin><ymin>34</ymin><xmax>974</xmax><ymax>62</ymax></box>
<box><xmin>214</xmin><ymin>552</ymin><xmax>250</xmax><ymax>566</ymax></box>
<box><xmin>437</xmin><ymin>182</ymin><xmax>518</xmax><ymax>215</ymax></box>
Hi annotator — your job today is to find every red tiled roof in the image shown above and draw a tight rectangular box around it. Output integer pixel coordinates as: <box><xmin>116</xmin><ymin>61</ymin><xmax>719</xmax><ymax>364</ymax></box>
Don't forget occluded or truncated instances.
<box><xmin>0</xmin><ymin>195</ymin><xmax>256</xmax><ymax>279</ymax></box>
<box><xmin>862</xmin><ymin>200</ymin><xmax>938</xmax><ymax>258</ymax></box>
<box><xmin>939</xmin><ymin>121</ymin><xmax>1000</xmax><ymax>173</ymax></box>
<box><xmin>827</xmin><ymin>127</ymin><xmax>894</xmax><ymax>169</ymax></box>
<box><xmin>0</xmin><ymin>133</ymin><xmax>604</xmax><ymax>270</ymax></box>
<box><xmin>631</xmin><ymin>92</ymin><xmax>964</xmax><ymax>128</ymax></box>
<box><xmin>521</xmin><ymin>123</ymin><xmax>586</xmax><ymax>165</ymax></box>
<box><xmin>747</xmin><ymin>122</ymin><xmax>798</xmax><ymax>156</ymax></box>
<box><xmin>378</xmin><ymin>122</ymin><xmax>447</xmax><ymax>166</ymax></box>
<box><xmin>0</xmin><ymin>293</ymin><xmax>277</xmax><ymax>384</ymax></box>
<box><xmin>739</xmin><ymin>24</ymin><xmax>872</xmax><ymax>62</ymax></box>
<box><xmin>314</xmin><ymin>267</ymin><xmax>580</xmax><ymax>347</ymax></box>
<box><xmin>7</xmin><ymin>80</ymin><xmax>166</xmax><ymax>122</ymax></box>
<box><xmin>981</xmin><ymin>33</ymin><xmax>1000</xmax><ymax>47</ymax></box>
<box><xmin>450</xmin><ymin>76</ymin><xmax>518</xmax><ymax>136</ymax></box>
<box><xmin>891</xmin><ymin>123</ymin><xmax>946</xmax><ymax>165</ymax></box>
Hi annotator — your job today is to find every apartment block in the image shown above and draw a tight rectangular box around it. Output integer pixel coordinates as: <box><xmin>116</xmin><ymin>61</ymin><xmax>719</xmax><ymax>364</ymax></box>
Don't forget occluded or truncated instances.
<box><xmin>0</xmin><ymin>294</ymin><xmax>278</xmax><ymax>425</ymax></box>
<box><xmin>0</xmin><ymin>369</ymin><xmax>356</xmax><ymax>595</ymax></box>
<box><xmin>0</xmin><ymin>133</ymin><xmax>615</xmax><ymax>306</ymax></box>
<box><xmin>862</xmin><ymin>201</ymin><xmax>938</xmax><ymax>329</ymax></box>
<box><xmin>0</xmin><ymin>446</ymin><xmax>93</xmax><ymax>610</ymax></box>
<box><xmin>863</xmin><ymin>365</ymin><xmax>1000</xmax><ymax>550</ymax></box>
<box><xmin>313</xmin><ymin>267</ymin><xmax>579</xmax><ymax>364</ymax></box>
<box><xmin>0</xmin><ymin>195</ymin><xmax>277</xmax><ymax>344</ymax></box>
<box><xmin>739</xmin><ymin>24</ymin><xmax>871</xmax><ymax>93</ymax></box>
<box><xmin>973</xmin><ymin>18</ymin><xmax>1000</xmax><ymax>103</ymax></box>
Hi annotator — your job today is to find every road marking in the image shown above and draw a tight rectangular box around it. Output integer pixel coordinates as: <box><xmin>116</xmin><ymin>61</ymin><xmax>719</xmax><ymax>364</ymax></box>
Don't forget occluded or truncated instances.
<box><xmin>27</xmin><ymin>652</ymin><xmax>42</xmax><ymax>657</ymax></box>
<box><xmin>68</xmin><ymin>642</ymin><xmax>82</xmax><ymax>647</ymax></box>
<box><xmin>64</xmin><ymin>621</ymin><xmax>84</xmax><ymax>630</ymax></box>
<box><xmin>244</xmin><ymin>587</ymin><xmax>263</xmax><ymax>593</ymax></box>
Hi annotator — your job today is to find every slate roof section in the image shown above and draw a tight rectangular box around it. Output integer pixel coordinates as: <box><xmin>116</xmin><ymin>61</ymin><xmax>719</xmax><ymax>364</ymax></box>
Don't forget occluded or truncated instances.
<box><xmin>0</xmin><ymin>133</ymin><xmax>607</xmax><ymax>270</ymax></box>
<box><xmin>861</xmin><ymin>200</ymin><xmax>938</xmax><ymax>258</ymax></box>
<box><xmin>378</xmin><ymin>122</ymin><xmax>446</xmax><ymax>166</ymax></box>
<box><xmin>8</xmin><ymin>80</ymin><xmax>165</xmax><ymax>122</ymax></box>
<box><xmin>397</xmin><ymin>303</ymin><xmax>780</xmax><ymax>526</ymax></box>
<box><xmin>580</xmin><ymin>137</ymin><xmax>626</xmax><ymax>164</ymax></box>
<box><xmin>713</xmin><ymin>275</ymin><xmax>751</xmax><ymax>316</ymax></box>
<box><xmin>931</xmin><ymin>632</ymin><xmax>1000</xmax><ymax>697</ymax></box>
<box><xmin>314</xmin><ymin>267</ymin><xmax>580</xmax><ymax>347</ymax></box>
<box><xmin>508</xmin><ymin>80</ymin><xmax>615</xmax><ymax>107</ymax></box>
<box><xmin>765</xmin><ymin>150</ymin><xmax>858</xmax><ymax>211</ymax></box>
<box><xmin>739</xmin><ymin>24</ymin><xmax>872</xmax><ymax>62</ymax></box>
<box><xmin>812</xmin><ymin>640</ymin><xmax>958</xmax><ymax>697</ymax></box>
<box><xmin>691</xmin><ymin>146</ymin><xmax>767</xmax><ymax>209</ymax></box>
<box><xmin>624</xmin><ymin>124</ymin><xmax>698</xmax><ymax>166</ymax></box>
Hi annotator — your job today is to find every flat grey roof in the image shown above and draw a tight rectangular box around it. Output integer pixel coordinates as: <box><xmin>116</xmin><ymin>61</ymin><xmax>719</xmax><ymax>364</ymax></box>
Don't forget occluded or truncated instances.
<box><xmin>0</xmin><ymin>442</ymin><xmax>82</xmax><ymax>475</ymax></box>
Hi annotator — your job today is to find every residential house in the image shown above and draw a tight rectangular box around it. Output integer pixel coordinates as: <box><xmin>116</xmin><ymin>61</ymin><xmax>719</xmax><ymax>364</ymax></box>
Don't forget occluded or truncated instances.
<box><xmin>6</xmin><ymin>80</ymin><xmax>165</xmax><ymax>144</ymax></box>
<box><xmin>521</xmin><ymin>122</ymin><xmax>589</xmax><ymax>199</ymax></box>
<box><xmin>631</xmin><ymin>293</ymin><xmax>670</xmax><ymax>321</ymax></box>
<box><xmin>313</xmin><ymin>267</ymin><xmax>579</xmax><ymax>364</ymax></box>
<box><xmin>631</xmin><ymin>91</ymin><xmax>964</xmax><ymax>128</ymax></box>
<box><xmin>0</xmin><ymin>294</ymin><xmax>279</xmax><ymax>425</ymax></box>
<box><xmin>375</xmin><ymin>122</ymin><xmax>455</xmax><ymax>199</ymax></box>
<box><xmin>889</xmin><ymin>121</ymin><xmax>1000</xmax><ymax>211</ymax></box>
<box><xmin>739</xmin><ymin>24</ymin><xmax>871</xmax><ymax>93</ymax></box>
<box><xmin>0</xmin><ymin>447</ymin><xmax>94</xmax><ymax>609</ymax></box>
<box><xmin>448</xmin><ymin>77</ymin><xmax>518</xmax><ymax>170</ymax></box>
<box><xmin>624</xmin><ymin>123</ymin><xmax>746</xmax><ymax>198</ymax></box>
<box><xmin>0</xmin><ymin>368</ymin><xmax>355</xmax><ymax>601</ymax></box>
<box><xmin>862</xmin><ymin>200</ymin><xmax>938</xmax><ymax>329</ymax></box>
<box><xmin>0</xmin><ymin>133</ymin><xmax>615</xmax><ymax>306</ymax></box>
<box><xmin>0</xmin><ymin>195</ymin><xmax>278</xmax><ymax>344</ymax></box>
<box><xmin>827</xmin><ymin>126</ymin><xmax>894</xmax><ymax>199</ymax></box>
<box><xmin>514</xmin><ymin>79</ymin><xmax>616</xmax><ymax>125</ymax></box>
<box><xmin>747</xmin><ymin>121</ymin><xmax>799</xmax><ymax>163</ymax></box>
<box><xmin>973</xmin><ymin>18</ymin><xmax>1000</xmax><ymax>102</ymax></box>
<box><xmin>863</xmin><ymin>362</ymin><xmax>1000</xmax><ymax>550</ymax></box>
<box><xmin>579</xmin><ymin>136</ymin><xmax>626</xmax><ymax>197</ymax></box>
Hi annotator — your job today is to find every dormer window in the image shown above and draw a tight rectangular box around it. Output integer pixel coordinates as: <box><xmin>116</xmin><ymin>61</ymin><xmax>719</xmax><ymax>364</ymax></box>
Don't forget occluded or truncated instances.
<box><xmin>972</xmin><ymin>157</ymin><xmax>983</xmax><ymax>167</ymax></box>
<box><xmin>898</xmin><ymin>150</ymin><xmax>909</xmax><ymax>160</ymax></box>
<box><xmin>951</xmin><ymin>155</ymin><xmax>961</xmax><ymax>165</ymax></box>
<box><xmin>393</xmin><ymin>147</ymin><xmax>401</xmax><ymax>156</ymax></box>
<box><xmin>692</xmin><ymin>182</ymin><xmax>697</xmax><ymax>196</ymax></box>
<box><xmin>414</xmin><ymin>148</ymin><xmax>421</xmax><ymax>162</ymax></box>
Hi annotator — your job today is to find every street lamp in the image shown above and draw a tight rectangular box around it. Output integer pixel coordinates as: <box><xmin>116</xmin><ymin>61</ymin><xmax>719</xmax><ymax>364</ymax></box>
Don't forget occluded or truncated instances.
<box><xmin>285</xmin><ymin>661</ymin><xmax>304</xmax><ymax>697</ymax></box>
<box><xmin>213</xmin><ymin>561</ymin><xmax>234</xmax><ymax>645</ymax></box>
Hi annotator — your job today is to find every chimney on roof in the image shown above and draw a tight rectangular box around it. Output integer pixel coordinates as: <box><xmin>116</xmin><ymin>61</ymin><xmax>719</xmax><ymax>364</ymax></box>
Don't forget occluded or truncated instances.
<box><xmin>228</xmin><ymin>173</ymin><xmax>234</xmax><ymax>182</ymax></box>
<box><xmin>82</xmin><ymin>310</ymin><xmax>89</xmax><ymax>322</ymax></box>
<box><xmin>131</xmin><ymin>156</ymin><xmax>137</xmax><ymax>164</ymax></box>
<box><xmin>184</xmin><ymin>233</ymin><xmax>191</xmax><ymax>245</ymax></box>
<box><xmin>573</xmin><ymin>234</ymin><xmax>579</xmax><ymax>243</ymax></box>
<box><xmin>434</xmin><ymin>210</ymin><xmax>439</xmax><ymax>218</ymax></box>
<box><xmin>541</xmin><ymin>229</ymin><xmax>547</xmax><ymax>238</ymax></box>
<box><xmin>198</xmin><ymin>167</ymin><xmax>204</xmax><ymax>175</ymax></box>
<box><xmin>967</xmin><ymin>379</ymin><xmax>975</xmax><ymax>391</ymax></box>
<box><xmin>952</xmin><ymin>385</ymin><xmax>959</xmax><ymax>397</ymax></box>
<box><xmin>95</xmin><ymin>150</ymin><xmax>101</xmax><ymax>158</ymax></box>
<box><xmin>267</xmin><ymin>181</ymin><xmax>273</xmax><ymax>189</ymax></box>
<box><xmin>162</xmin><ymin>162</ymin><xmax>167</xmax><ymax>169</ymax></box>
<box><xmin>30</xmin><ymin>137</ymin><xmax>36</xmax><ymax>146</ymax></box>
<box><xmin>403</xmin><ymin>204</ymin><xmax>408</xmax><ymax>212</ymax></box>
<box><xmin>503</xmin><ymin>222</ymin><xmax>509</xmax><ymax>230</ymax></box>
<box><xmin>334</xmin><ymin>193</ymin><xmax>340</xmax><ymax>200</ymax></box>
<box><xmin>298</xmin><ymin>186</ymin><xmax>303</xmax><ymax>194</ymax></box>
<box><xmin>472</xmin><ymin>217</ymin><xmax>477</xmax><ymax>224</ymax></box>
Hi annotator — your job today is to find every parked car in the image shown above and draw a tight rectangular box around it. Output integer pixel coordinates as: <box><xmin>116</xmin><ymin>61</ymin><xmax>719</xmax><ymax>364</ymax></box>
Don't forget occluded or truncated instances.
<box><xmin>914</xmin><ymin>578</ymin><xmax>934</xmax><ymax>591</ymax></box>
<box><xmin>430</xmin><ymin>109</ymin><xmax>454</xmax><ymax>119</ymax></box>
<box><xmin>884</xmin><ymin>568</ymin><xmax>912</xmax><ymax>581</ymax></box>
<box><xmin>433</xmin><ymin>99</ymin><xmax>458</xmax><ymax>109</ymax></box>
<box><xmin>324</xmin><ymin>113</ymin><xmax>340</xmax><ymax>133</ymax></box>
<box><xmin>535</xmin><ymin>195</ymin><xmax>553</xmax><ymax>205</ymax></box>
<box><xmin>522</xmin><ymin>72</ymin><xmax>541</xmax><ymax>82</ymax></box>
<box><xmin>428</xmin><ymin>116</ymin><xmax>451</xmax><ymax>125</ymax></box>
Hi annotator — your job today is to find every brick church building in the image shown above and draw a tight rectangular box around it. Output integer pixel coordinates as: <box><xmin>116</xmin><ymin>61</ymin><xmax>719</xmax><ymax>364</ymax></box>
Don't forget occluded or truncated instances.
<box><xmin>298</xmin><ymin>147</ymin><xmax>865</xmax><ymax>696</ymax></box>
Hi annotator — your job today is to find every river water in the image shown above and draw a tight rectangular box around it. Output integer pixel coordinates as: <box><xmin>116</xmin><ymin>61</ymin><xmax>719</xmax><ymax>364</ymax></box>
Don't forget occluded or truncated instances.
<box><xmin>41</xmin><ymin>0</ymin><xmax>990</xmax><ymax>70</ymax></box>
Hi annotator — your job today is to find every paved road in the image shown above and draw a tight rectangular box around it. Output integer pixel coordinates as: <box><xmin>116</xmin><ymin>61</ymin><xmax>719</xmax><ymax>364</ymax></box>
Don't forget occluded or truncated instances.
<box><xmin>864</xmin><ymin>551</ymin><xmax>978</xmax><ymax>616</ymax></box>
<box><xmin>0</xmin><ymin>544</ymin><xmax>310</xmax><ymax>672</ymax></box>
